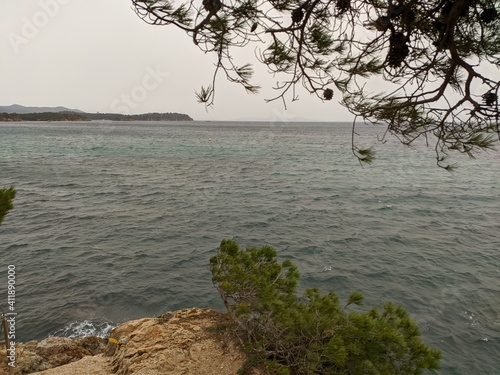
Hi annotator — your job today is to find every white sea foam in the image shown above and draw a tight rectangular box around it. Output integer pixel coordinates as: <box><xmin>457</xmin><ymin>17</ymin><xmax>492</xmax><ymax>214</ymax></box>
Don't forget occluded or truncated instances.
<box><xmin>460</xmin><ymin>310</ymin><xmax>481</xmax><ymax>327</ymax></box>
<box><xmin>51</xmin><ymin>319</ymin><xmax>117</xmax><ymax>339</ymax></box>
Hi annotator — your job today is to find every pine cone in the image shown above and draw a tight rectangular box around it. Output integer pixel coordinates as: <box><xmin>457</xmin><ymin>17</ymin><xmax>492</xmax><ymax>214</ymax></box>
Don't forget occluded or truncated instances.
<box><xmin>336</xmin><ymin>0</ymin><xmax>350</xmax><ymax>14</ymax></box>
<box><xmin>203</xmin><ymin>0</ymin><xmax>221</xmax><ymax>13</ymax></box>
<box><xmin>323</xmin><ymin>88</ymin><xmax>334</xmax><ymax>100</ymax></box>
<box><xmin>482</xmin><ymin>92</ymin><xmax>497</xmax><ymax>106</ymax></box>
<box><xmin>374</xmin><ymin>16</ymin><xmax>391</xmax><ymax>32</ymax></box>
<box><xmin>481</xmin><ymin>8</ymin><xmax>498</xmax><ymax>24</ymax></box>
<box><xmin>387</xmin><ymin>32</ymin><xmax>409</xmax><ymax>67</ymax></box>
<box><xmin>291</xmin><ymin>8</ymin><xmax>304</xmax><ymax>23</ymax></box>
<box><xmin>388</xmin><ymin>2</ymin><xmax>404</xmax><ymax>18</ymax></box>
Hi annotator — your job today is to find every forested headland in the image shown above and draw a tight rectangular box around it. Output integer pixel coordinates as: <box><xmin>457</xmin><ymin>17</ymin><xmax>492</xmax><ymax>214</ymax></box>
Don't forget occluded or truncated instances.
<box><xmin>0</xmin><ymin>111</ymin><xmax>193</xmax><ymax>122</ymax></box>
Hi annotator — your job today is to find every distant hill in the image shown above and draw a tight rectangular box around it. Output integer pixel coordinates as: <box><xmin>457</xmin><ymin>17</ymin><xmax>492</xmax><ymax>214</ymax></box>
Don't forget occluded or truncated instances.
<box><xmin>0</xmin><ymin>112</ymin><xmax>90</xmax><ymax>122</ymax></box>
<box><xmin>0</xmin><ymin>104</ymin><xmax>84</xmax><ymax>114</ymax></box>
<box><xmin>0</xmin><ymin>104</ymin><xmax>193</xmax><ymax>122</ymax></box>
<box><xmin>83</xmin><ymin>112</ymin><xmax>193</xmax><ymax>121</ymax></box>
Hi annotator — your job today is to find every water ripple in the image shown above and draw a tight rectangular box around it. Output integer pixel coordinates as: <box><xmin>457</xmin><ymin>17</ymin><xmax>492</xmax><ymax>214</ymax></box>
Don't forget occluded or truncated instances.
<box><xmin>0</xmin><ymin>121</ymin><xmax>499</xmax><ymax>375</ymax></box>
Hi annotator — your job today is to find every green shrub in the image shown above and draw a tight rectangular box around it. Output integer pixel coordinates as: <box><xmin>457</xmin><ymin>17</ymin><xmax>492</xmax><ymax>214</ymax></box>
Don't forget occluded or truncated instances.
<box><xmin>0</xmin><ymin>187</ymin><xmax>16</xmax><ymax>225</ymax></box>
<box><xmin>210</xmin><ymin>239</ymin><xmax>441</xmax><ymax>374</ymax></box>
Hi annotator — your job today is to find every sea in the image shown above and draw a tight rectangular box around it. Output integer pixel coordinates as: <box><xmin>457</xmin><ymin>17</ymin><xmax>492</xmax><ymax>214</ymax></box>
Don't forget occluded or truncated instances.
<box><xmin>0</xmin><ymin>121</ymin><xmax>498</xmax><ymax>374</ymax></box>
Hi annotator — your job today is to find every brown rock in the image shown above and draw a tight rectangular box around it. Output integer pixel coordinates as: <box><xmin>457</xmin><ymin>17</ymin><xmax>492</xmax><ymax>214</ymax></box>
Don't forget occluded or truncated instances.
<box><xmin>109</xmin><ymin>308</ymin><xmax>264</xmax><ymax>375</ymax></box>
<box><xmin>35</xmin><ymin>337</ymin><xmax>90</xmax><ymax>367</ymax></box>
<box><xmin>30</xmin><ymin>355</ymin><xmax>112</xmax><ymax>375</ymax></box>
<box><xmin>0</xmin><ymin>336</ymin><xmax>107</xmax><ymax>374</ymax></box>
<box><xmin>1</xmin><ymin>308</ymin><xmax>266</xmax><ymax>375</ymax></box>
<box><xmin>75</xmin><ymin>337</ymin><xmax>106</xmax><ymax>356</ymax></box>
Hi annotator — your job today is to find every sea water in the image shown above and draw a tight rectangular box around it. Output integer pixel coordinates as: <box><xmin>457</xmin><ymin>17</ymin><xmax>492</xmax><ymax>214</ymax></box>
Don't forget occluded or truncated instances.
<box><xmin>0</xmin><ymin>121</ymin><xmax>499</xmax><ymax>374</ymax></box>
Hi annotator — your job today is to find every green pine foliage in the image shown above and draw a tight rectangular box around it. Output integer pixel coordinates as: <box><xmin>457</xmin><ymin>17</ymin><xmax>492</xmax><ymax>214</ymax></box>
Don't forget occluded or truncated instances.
<box><xmin>133</xmin><ymin>0</ymin><xmax>500</xmax><ymax>168</ymax></box>
<box><xmin>210</xmin><ymin>239</ymin><xmax>441</xmax><ymax>374</ymax></box>
<box><xmin>0</xmin><ymin>187</ymin><xmax>16</xmax><ymax>226</ymax></box>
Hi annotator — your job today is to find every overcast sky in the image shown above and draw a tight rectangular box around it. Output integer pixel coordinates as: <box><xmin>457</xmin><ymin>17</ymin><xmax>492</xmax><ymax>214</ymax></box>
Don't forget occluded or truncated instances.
<box><xmin>1</xmin><ymin>0</ymin><xmax>354</xmax><ymax>121</ymax></box>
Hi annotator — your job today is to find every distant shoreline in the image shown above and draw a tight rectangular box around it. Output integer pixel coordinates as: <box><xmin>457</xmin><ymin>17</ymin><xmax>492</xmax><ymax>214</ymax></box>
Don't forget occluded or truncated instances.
<box><xmin>0</xmin><ymin>111</ymin><xmax>193</xmax><ymax>122</ymax></box>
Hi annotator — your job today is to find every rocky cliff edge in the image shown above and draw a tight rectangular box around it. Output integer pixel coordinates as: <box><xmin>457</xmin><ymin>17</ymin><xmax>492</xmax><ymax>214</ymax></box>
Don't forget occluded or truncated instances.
<box><xmin>0</xmin><ymin>308</ymin><xmax>263</xmax><ymax>375</ymax></box>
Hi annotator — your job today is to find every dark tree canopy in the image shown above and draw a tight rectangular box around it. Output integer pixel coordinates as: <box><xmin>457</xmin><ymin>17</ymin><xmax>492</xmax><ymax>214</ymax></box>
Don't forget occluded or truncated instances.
<box><xmin>132</xmin><ymin>0</ymin><xmax>499</xmax><ymax>168</ymax></box>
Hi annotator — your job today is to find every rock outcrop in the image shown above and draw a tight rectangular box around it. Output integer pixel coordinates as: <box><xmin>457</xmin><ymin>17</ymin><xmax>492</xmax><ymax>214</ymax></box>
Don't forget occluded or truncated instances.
<box><xmin>0</xmin><ymin>336</ymin><xmax>107</xmax><ymax>374</ymax></box>
<box><xmin>0</xmin><ymin>308</ymin><xmax>264</xmax><ymax>375</ymax></box>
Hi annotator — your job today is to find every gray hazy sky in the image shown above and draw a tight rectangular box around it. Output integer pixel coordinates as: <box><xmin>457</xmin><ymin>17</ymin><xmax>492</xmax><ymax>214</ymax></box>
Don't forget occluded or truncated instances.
<box><xmin>1</xmin><ymin>0</ymin><xmax>353</xmax><ymax>121</ymax></box>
